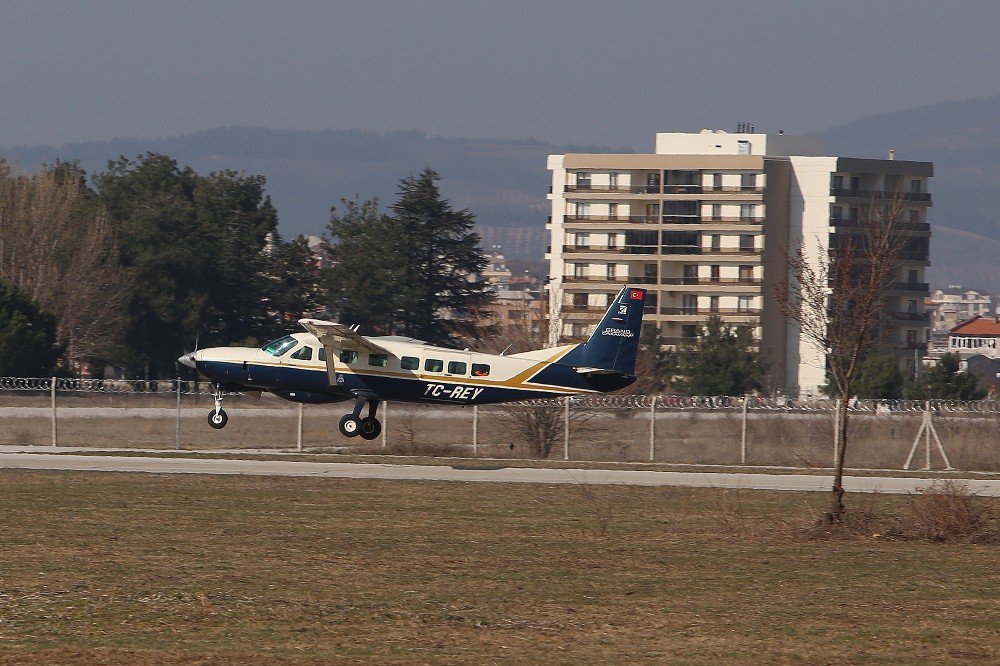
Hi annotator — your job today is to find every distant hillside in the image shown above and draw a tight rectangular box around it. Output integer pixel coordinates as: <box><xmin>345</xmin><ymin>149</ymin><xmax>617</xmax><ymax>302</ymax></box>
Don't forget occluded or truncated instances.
<box><xmin>824</xmin><ymin>94</ymin><xmax>1000</xmax><ymax>289</ymax></box>
<box><xmin>5</xmin><ymin>99</ymin><xmax>1000</xmax><ymax>290</ymax></box>
<box><xmin>1</xmin><ymin>128</ymin><xmax>629</xmax><ymax>259</ymax></box>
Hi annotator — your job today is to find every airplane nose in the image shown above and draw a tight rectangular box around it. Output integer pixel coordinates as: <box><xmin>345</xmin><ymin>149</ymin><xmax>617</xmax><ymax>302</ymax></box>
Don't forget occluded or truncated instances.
<box><xmin>178</xmin><ymin>352</ymin><xmax>197</xmax><ymax>369</ymax></box>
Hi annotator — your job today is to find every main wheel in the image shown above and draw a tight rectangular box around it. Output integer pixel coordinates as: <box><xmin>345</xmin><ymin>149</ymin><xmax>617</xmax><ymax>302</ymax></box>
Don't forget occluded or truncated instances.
<box><xmin>207</xmin><ymin>408</ymin><xmax>228</xmax><ymax>429</ymax></box>
<box><xmin>359</xmin><ymin>417</ymin><xmax>382</xmax><ymax>440</ymax></box>
<box><xmin>339</xmin><ymin>414</ymin><xmax>362</xmax><ymax>438</ymax></box>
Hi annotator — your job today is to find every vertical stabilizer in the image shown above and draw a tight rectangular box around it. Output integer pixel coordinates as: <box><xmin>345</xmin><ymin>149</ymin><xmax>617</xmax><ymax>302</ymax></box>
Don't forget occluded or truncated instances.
<box><xmin>578</xmin><ymin>286</ymin><xmax>647</xmax><ymax>375</ymax></box>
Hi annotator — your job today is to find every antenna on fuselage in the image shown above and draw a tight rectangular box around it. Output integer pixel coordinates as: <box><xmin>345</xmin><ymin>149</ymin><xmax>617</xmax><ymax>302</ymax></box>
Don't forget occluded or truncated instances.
<box><xmin>500</xmin><ymin>344</ymin><xmax>512</xmax><ymax>355</ymax></box>
<box><xmin>351</xmin><ymin>324</ymin><xmax>360</xmax><ymax>332</ymax></box>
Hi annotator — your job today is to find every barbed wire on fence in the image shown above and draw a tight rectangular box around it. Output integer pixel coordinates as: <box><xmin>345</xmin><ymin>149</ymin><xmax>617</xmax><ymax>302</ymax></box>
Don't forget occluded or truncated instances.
<box><xmin>3</xmin><ymin>376</ymin><xmax>1000</xmax><ymax>413</ymax></box>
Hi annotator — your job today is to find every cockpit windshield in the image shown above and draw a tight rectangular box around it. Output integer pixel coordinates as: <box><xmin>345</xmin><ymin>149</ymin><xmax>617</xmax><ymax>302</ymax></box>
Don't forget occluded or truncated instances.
<box><xmin>261</xmin><ymin>335</ymin><xmax>298</xmax><ymax>357</ymax></box>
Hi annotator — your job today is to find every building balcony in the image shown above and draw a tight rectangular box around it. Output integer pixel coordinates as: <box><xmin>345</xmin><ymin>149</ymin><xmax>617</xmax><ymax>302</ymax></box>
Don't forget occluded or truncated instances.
<box><xmin>563</xmin><ymin>215</ymin><xmax>659</xmax><ymax>224</ymax></box>
<box><xmin>887</xmin><ymin>311</ymin><xmax>931</xmax><ymax>323</ymax></box>
<box><xmin>662</xmin><ymin>184</ymin><xmax>702</xmax><ymax>194</ymax></box>
<box><xmin>660</xmin><ymin>307</ymin><xmax>762</xmax><ymax>317</ymax></box>
<box><xmin>562</xmin><ymin>275</ymin><xmax>657</xmax><ymax>285</ymax></box>
<box><xmin>659</xmin><ymin>247</ymin><xmax>763</xmax><ymax>259</ymax></box>
<box><xmin>889</xmin><ymin>281</ymin><xmax>930</xmax><ymax>293</ymax></box>
<box><xmin>564</xmin><ymin>184</ymin><xmax>661</xmax><ymax>194</ymax></box>
<box><xmin>830</xmin><ymin>188</ymin><xmax>932</xmax><ymax>204</ymax></box>
<box><xmin>562</xmin><ymin>245</ymin><xmax>657</xmax><ymax>256</ymax></box>
<box><xmin>889</xmin><ymin>341</ymin><xmax>929</xmax><ymax>352</ymax></box>
<box><xmin>830</xmin><ymin>218</ymin><xmax>930</xmax><ymax>233</ymax></box>
<box><xmin>700</xmin><ymin>186</ymin><xmax>766</xmax><ymax>194</ymax></box>
<box><xmin>659</xmin><ymin>277</ymin><xmax>762</xmax><ymax>287</ymax></box>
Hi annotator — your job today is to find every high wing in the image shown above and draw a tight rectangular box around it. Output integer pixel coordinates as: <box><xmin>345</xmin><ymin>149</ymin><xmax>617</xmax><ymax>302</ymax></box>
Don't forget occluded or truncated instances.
<box><xmin>298</xmin><ymin>319</ymin><xmax>392</xmax><ymax>385</ymax></box>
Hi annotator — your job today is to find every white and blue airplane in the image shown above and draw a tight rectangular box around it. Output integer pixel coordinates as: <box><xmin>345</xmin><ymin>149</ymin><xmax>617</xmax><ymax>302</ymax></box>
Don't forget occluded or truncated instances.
<box><xmin>178</xmin><ymin>286</ymin><xmax>647</xmax><ymax>440</ymax></box>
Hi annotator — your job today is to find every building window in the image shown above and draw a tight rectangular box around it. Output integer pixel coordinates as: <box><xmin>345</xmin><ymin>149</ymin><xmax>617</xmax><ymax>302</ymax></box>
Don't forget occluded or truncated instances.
<box><xmin>607</xmin><ymin>233</ymin><xmax>618</xmax><ymax>248</ymax></box>
<box><xmin>739</xmin><ymin>265</ymin><xmax>753</xmax><ymax>282</ymax></box>
<box><xmin>910</xmin><ymin>179</ymin><xmax>922</xmax><ymax>193</ymax></box>
<box><xmin>909</xmin><ymin>209</ymin><xmax>920</xmax><ymax>223</ymax></box>
<box><xmin>831</xmin><ymin>205</ymin><xmax>843</xmax><ymax>220</ymax></box>
<box><xmin>737</xmin><ymin>141</ymin><xmax>751</xmax><ymax>155</ymax></box>
<box><xmin>740</xmin><ymin>173</ymin><xmax>756</xmax><ymax>190</ymax></box>
<box><xmin>906</xmin><ymin>330</ymin><xmax>917</xmax><ymax>343</ymax></box>
<box><xmin>712</xmin><ymin>173</ymin><xmax>722</xmax><ymax>189</ymax></box>
<box><xmin>907</xmin><ymin>299</ymin><xmax>918</xmax><ymax>313</ymax></box>
<box><xmin>606</xmin><ymin>263</ymin><xmax>617</xmax><ymax>279</ymax></box>
<box><xmin>683</xmin><ymin>294</ymin><xmax>698</xmax><ymax>313</ymax></box>
<box><xmin>609</xmin><ymin>172</ymin><xmax>618</xmax><ymax>187</ymax></box>
<box><xmin>908</xmin><ymin>269</ymin><xmax>918</xmax><ymax>284</ymax></box>
<box><xmin>740</xmin><ymin>204</ymin><xmax>756</xmax><ymax>220</ymax></box>
<box><xmin>710</xmin><ymin>265</ymin><xmax>720</xmax><ymax>282</ymax></box>
<box><xmin>739</xmin><ymin>234</ymin><xmax>755</xmax><ymax>250</ymax></box>
<box><xmin>576</xmin><ymin>172</ymin><xmax>591</xmax><ymax>188</ymax></box>
<box><xmin>850</xmin><ymin>176</ymin><xmax>860</xmax><ymax>190</ymax></box>
<box><xmin>573</xmin><ymin>263</ymin><xmax>586</xmax><ymax>277</ymax></box>
<box><xmin>608</xmin><ymin>202</ymin><xmax>618</xmax><ymax>219</ymax></box>
<box><xmin>711</xmin><ymin>234</ymin><xmax>721</xmax><ymax>250</ymax></box>
<box><xmin>575</xmin><ymin>232</ymin><xmax>590</xmax><ymax>248</ymax></box>
<box><xmin>711</xmin><ymin>203</ymin><xmax>722</xmax><ymax>220</ymax></box>
<box><xmin>738</xmin><ymin>295</ymin><xmax>753</xmax><ymax>312</ymax></box>
<box><xmin>709</xmin><ymin>296</ymin><xmax>720</xmax><ymax>312</ymax></box>
<box><xmin>831</xmin><ymin>174</ymin><xmax>844</xmax><ymax>190</ymax></box>
<box><xmin>575</xmin><ymin>202</ymin><xmax>590</xmax><ymax>217</ymax></box>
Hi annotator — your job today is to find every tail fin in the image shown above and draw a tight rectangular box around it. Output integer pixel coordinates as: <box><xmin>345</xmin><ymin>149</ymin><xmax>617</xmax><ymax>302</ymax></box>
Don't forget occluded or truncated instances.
<box><xmin>578</xmin><ymin>286</ymin><xmax>647</xmax><ymax>375</ymax></box>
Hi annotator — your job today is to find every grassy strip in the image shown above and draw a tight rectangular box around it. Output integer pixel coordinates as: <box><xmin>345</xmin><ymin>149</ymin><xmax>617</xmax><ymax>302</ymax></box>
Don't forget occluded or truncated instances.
<box><xmin>0</xmin><ymin>471</ymin><xmax>997</xmax><ymax>664</ymax></box>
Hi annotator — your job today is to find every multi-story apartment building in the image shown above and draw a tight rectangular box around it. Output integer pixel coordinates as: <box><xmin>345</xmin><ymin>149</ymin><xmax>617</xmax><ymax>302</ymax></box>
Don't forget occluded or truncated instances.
<box><xmin>546</xmin><ymin>129</ymin><xmax>932</xmax><ymax>396</ymax></box>
<box><xmin>927</xmin><ymin>286</ymin><xmax>994</xmax><ymax>348</ymax></box>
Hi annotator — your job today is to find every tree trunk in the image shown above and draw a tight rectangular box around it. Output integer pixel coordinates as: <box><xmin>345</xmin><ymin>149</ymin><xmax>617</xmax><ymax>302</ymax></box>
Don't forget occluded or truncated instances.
<box><xmin>829</xmin><ymin>396</ymin><xmax>850</xmax><ymax>521</ymax></box>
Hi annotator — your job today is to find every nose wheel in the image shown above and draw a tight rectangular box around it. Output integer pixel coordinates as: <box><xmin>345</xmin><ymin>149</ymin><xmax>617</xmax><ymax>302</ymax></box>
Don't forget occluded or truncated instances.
<box><xmin>339</xmin><ymin>396</ymin><xmax>382</xmax><ymax>440</ymax></box>
<box><xmin>207</xmin><ymin>387</ymin><xmax>228</xmax><ymax>429</ymax></box>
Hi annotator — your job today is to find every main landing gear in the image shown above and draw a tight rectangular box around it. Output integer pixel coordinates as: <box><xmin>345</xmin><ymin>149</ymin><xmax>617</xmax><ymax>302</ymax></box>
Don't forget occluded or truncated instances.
<box><xmin>207</xmin><ymin>387</ymin><xmax>228</xmax><ymax>430</ymax></box>
<box><xmin>339</xmin><ymin>395</ymin><xmax>381</xmax><ymax>440</ymax></box>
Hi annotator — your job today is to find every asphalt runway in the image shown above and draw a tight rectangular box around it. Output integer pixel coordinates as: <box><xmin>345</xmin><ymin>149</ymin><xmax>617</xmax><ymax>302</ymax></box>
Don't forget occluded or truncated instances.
<box><xmin>1</xmin><ymin>452</ymin><xmax>997</xmax><ymax>496</ymax></box>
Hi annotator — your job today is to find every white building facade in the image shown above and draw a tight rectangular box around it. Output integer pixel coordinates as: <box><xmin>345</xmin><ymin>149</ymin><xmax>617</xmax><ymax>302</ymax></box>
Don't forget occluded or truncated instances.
<box><xmin>546</xmin><ymin>129</ymin><xmax>932</xmax><ymax>396</ymax></box>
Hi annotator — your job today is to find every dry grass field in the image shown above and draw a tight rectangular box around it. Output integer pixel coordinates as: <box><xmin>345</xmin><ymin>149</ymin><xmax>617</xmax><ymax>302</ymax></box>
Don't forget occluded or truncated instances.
<box><xmin>0</xmin><ymin>471</ymin><xmax>997</xmax><ymax>664</ymax></box>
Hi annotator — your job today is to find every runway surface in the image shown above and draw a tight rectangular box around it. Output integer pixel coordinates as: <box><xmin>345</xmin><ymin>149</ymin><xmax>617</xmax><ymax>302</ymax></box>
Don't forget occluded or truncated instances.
<box><xmin>1</xmin><ymin>452</ymin><xmax>997</xmax><ymax>496</ymax></box>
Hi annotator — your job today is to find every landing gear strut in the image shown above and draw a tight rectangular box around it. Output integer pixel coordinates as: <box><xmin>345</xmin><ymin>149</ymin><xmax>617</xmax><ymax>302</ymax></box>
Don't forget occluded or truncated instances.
<box><xmin>339</xmin><ymin>395</ymin><xmax>381</xmax><ymax>440</ymax></box>
<box><xmin>207</xmin><ymin>386</ymin><xmax>228</xmax><ymax>429</ymax></box>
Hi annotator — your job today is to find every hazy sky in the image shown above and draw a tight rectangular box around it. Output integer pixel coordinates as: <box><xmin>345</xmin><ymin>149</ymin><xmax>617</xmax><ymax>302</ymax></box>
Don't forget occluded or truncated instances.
<box><xmin>3</xmin><ymin>0</ymin><xmax>999</xmax><ymax>150</ymax></box>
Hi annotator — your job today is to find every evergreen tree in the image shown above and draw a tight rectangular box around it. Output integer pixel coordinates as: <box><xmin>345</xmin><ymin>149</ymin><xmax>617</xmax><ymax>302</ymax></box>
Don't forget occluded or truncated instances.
<box><xmin>0</xmin><ymin>280</ymin><xmax>59</xmax><ymax>377</ymax></box>
<box><xmin>95</xmin><ymin>153</ymin><xmax>299</xmax><ymax>377</ymax></box>
<box><xmin>853</xmin><ymin>355</ymin><xmax>904</xmax><ymax>399</ymax></box>
<box><xmin>391</xmin><ymin>168</ymin><xmax>493</xmax><ymax>343</ymax></box>
<box><xmin>912</xmin><ymin>353</ymin><xmax>983</xmax><ymax>400</ymax></box>
<box><xmin>324</xmin><ymin>197</ymin><xmax>407</xmax><ymax>334</ymax></box>
<box><xmin>675</xmin><ymin>315</ymin><xmax>763</xmax><ymax>396</ymax></box>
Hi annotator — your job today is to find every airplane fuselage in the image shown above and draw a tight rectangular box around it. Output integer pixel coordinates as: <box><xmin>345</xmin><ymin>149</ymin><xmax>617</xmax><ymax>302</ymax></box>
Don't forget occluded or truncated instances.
<box><xmin>192</xmin><ymin>335</ymin><xmax>634</xmax><ymax>406</ymax></box>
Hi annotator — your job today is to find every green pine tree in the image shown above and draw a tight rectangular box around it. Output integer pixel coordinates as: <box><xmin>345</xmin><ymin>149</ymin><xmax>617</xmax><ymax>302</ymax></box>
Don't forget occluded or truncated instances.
<box><xmin>913</xmin><ymin>353</ymin><xmax>984</xmax><ymax>400</ymax></box>
<box><xmin>853</xmin><ymin>355</ymin><xmax>904</xmax><ymax>399</ymax></box>
<box><xmin>0</xmin><ymin>280</ymin><xmax>59</xmax><ymax>377</ymax></box>
<box><xmin>675</xmin><ymin>315</ymin><xmax>764</xmax><ymax>396</ymax></box>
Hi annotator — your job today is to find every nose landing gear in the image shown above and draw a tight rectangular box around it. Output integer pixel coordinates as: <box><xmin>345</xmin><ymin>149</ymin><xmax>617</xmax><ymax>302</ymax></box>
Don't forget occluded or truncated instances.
<box><xmin>339</xmin><ymin>395</ymin><xmax>381</xmax><ymax>440</ymax></box>
<box><xmin>207</xmin><ymin>387</ymin><xmax>228</xmax><ymax>430</ymax></box>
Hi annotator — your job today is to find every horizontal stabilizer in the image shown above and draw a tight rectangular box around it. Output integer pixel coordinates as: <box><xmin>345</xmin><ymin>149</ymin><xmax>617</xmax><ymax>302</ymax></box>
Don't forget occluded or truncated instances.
<box><xmin>574</xmin><ymin>367</ymin><xmax>623</xmax><ymax>375</ymax></box>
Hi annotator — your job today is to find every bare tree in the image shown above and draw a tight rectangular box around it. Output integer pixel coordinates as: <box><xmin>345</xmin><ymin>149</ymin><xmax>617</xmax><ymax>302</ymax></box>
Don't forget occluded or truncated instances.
<box><xmin>0</xmin><ymin>161</ymin><xmax>131</xmax><ymax>371</ymax></box>
<box><xmin>776</xmin><ymin>193</ymin><xmax>913</xmax><ymax>520</ymax></box>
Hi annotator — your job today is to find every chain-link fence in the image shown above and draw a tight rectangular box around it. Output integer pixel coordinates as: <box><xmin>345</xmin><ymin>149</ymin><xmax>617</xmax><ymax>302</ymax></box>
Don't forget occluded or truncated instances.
<box><xmin>1</xmin><ymin>377</ymin><xmax>998</xmax><ymax>471</ymax></box>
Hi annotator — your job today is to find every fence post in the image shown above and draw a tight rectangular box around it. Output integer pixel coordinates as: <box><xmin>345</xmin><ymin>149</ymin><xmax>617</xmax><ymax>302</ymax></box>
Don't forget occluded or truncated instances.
<box><xmin>740</xmin><ymin>395</ymin><xmax>749</xmax><ymax>464</ymax></box>
<box><xmin>472</xmin><ymin>405</ymin><xmax>479</xmax><ymax>456</ymax></box>
<box><xmin>50</xmin><ymin>376</ymin><xmax>57</xmax><ymax>447</ymax></box>
<box><xmin>296</xmin><ymin>402</ymin><xmax>304</xmax><ymax>452</ymax></box>
<box><xmin>649</xmin><ymin>397</ymin><xmax>656</xmax><ymax>461</ymax></box>
<box><xmin>175</xmin><ymin>376</ymin><xmax>181</xmax><ymax>450</ymax></box>
<box><xmin>381</xmin><ymin>401</ymin><xmax>388</xmax><ymax>449</ymax></box>
<box><xmin>563</xmin><ymin>396</ymin><xmax>570</xmax><ymax>461</ymax></box>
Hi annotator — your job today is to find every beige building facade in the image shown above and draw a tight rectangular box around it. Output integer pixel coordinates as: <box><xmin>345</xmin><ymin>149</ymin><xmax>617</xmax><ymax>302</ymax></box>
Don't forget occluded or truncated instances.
<box><xmin>546</xmin><ymin>129</ymin><xmax>932</xmax><ymax>396</ymax></box>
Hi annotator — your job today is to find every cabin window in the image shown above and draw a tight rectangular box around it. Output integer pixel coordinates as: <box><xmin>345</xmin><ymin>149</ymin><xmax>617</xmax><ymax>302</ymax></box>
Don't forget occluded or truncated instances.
<box><xmin>368</xmin><ymin>353</ymin><xmax>388</xmax><ymax>367</ymax></box>
<box><xmin>290</xmin><ymin>346</ymin><xmax>313</xmax><ymax>361</ymax></box>
<box><xmin>424</xmin><ymin>358</ymin><xmax>443</xmax><ymax>373</ymax></box>
<box><xmin>261</xmin><ymin>335</ymin><xmax>298</xmax><ymax>357</ymax></box>
<box><xmin>318</xmin><ymin>348</ymin><xmax>326</xmax><ymax>362</ymax></box>
<box><xmin>472</xmin><ymin>363</ymin><xmax>490</xmax><ymax>377</ymax></box>
<box><xmin>447</xmin><ymin>361</ymin><xmax>467</xmax><ymax>375</ymax></box>
<box><xmin>400</xmin><ymin>356</ymin><xmax>419</xmax><ymax>370</ymax></box>
<box><xmin>339</xmin><ymin>350</ymin><xmax>358</xmax><ymax>364</ymax></box>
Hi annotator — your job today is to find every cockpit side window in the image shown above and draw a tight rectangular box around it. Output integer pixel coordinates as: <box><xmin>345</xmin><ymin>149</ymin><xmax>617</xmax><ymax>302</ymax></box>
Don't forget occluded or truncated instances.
<box><xmin>290</xmin><ymin>346</ymin><xmax>313</xmax><ymax>361</ymax></box>
<box><xmin>262</xmin><ymin>335</ymin><xmax>298</xmax><ymax>357</ymax></box>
